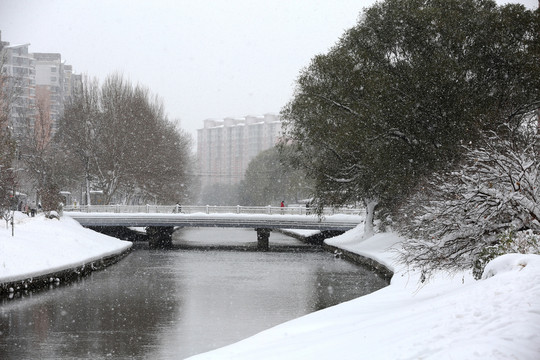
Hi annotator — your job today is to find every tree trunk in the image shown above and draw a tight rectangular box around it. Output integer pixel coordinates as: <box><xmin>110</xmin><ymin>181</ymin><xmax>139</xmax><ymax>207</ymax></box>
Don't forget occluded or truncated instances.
<box><xmin>85</xmin><ymin>157</ymin><xmax>91</xmax><ymax>206</ymax></box>
<box><xmin>363</xmin><ymin>197</ymin><xmax>378</xmax><ymax>239</ymax></box>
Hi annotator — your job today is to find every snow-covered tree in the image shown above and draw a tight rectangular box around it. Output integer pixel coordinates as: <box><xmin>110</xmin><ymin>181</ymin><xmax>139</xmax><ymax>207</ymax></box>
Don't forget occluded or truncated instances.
<box><xmin>15</xmin><ymin>88</ymin><xmax>62</xmax><ymax>207</ymax></box>
<box><xmin>398</xmin><ymin>114</ymin><xmax>540</xmax><ymax>278</ymax></box>
<box><xmin>0</xmin><ymin>40</ymin><xmax>17</xmax><ymax>226</ymax></box>
<box><xmin>56</xmin><ymin>74</ymin><xmax>195</xmax><ymax>205</ymax></box>
<box><xmin>281</xmin><ymin>0</ymin><xmax>540</xmax><ymax>238</ymax></box>
<box><xmin>55</xmin><ymin>76</ymin><xmax>101</xmax><ymax>205</ymax></box>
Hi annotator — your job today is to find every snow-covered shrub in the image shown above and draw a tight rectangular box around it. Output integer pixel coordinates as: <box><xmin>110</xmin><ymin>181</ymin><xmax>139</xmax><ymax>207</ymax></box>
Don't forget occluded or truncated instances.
<box><xmin>473</xmin><ymin>229</ymin><xmax>540</xmax><ymax>279</ymax></box>
<box><xmin>46</xmin><ymin>210</ymin><xmax>60</xmax><ymax>220</ymax></box>
<box><xmin>397</xmin><ymin>124</ymin><xmax>540</xmax><ymax>279</ymax></box>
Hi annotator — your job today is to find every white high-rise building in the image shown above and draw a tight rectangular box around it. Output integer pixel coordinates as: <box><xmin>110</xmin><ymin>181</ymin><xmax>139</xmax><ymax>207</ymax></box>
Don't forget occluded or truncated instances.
<box><xmin>33</xmin><ymin>52</ymin><xmax>64</xmax><ymax>134</ymax></box>
<box><xmin>197</xmin><ymin>113</ymin><xmax>282</xmax><ymax>187</ymax></box>
<box><xmin>63</xmin><ymin>64</ymin><xmax>82</xmax><ymax>106</ymax></box>
<box><xmin>1</xmin><ymin>41</ymin><xmax>36</xmax><ymax>135</ymax></box>
<box><xmin>1</xmin><ymin>32</ymin><xmax>80</xmax><ymax>137</ymax></box>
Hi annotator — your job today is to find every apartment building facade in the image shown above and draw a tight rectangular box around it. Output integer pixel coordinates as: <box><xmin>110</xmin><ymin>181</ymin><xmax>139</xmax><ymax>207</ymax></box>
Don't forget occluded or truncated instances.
<box><xmin>33</xmin><ymin>52</ymin><xmax>64</xmax><ymax>134</ymax></box>
<box><xmin>1</xmin><ymin>41</ymin><xmax>36</xmax><ymax>135</ymax></box>
<box><xmin>1</xmin><ymin>32</ymin><xmax>80</xmax><ymax>137</ymax></box>
<box><xmin>197</xmin><ymin>114</ymin><xmax>282</xmax><ymax>187</ymax></box>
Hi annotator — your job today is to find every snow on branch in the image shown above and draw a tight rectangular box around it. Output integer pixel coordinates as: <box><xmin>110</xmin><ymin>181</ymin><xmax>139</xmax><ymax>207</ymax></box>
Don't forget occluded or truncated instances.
<box><xmin>309</xmin><ymin>93</ymin><xmax>362</xmax><ymax>118</ymax></box>
<box><xmin>397</xmin><ymin>134</ymin><xmax>540</xmax><ymax>277</ymax></box>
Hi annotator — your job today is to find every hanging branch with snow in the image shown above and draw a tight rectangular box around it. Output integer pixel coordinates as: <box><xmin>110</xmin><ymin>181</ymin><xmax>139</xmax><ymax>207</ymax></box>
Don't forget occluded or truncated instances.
<box><xmin>398</xmin><ymin>122</ymin><xmax>540</xmax><ymax>277</ymax></box>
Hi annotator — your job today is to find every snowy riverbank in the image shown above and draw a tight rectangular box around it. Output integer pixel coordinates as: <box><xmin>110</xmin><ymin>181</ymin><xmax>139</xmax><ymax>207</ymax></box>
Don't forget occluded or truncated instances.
<box><xmin>0</xmin><ymin>212</ymin><xmax>131</xmax><ymax>289</ymax></box>
<box><xmin>188</xmin><ymin>225</ymin><xmax>540</xmax><ymax>360</ymax></box>
<box><xmin>1</xmin><ymin>213</ymin><xmax>539</xmax><ymax>359</ymax></box>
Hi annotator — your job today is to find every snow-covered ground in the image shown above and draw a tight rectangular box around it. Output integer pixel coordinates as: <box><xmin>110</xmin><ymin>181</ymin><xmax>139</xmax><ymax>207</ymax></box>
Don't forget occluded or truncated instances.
<box><xmin>188</xmin><ymin>225</ymin><xmax>540</xmax><ymax>360</ymax></box>
<box><xmin>0</xmin><ymin>212</ymin><xmax>131</xmax><ymax>284</ymax></box>
<box><xmin>1</xmin><ymin>213</ymin><xmax>539</xmax><ymax>359</ymax></box>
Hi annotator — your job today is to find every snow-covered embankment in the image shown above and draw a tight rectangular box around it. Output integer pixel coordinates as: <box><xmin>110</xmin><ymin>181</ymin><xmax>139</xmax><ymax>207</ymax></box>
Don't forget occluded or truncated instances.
<box><xmin>0</xmin><ymin>212</ymin><xmax>132</xmax><ymax>294</ymax></box>
<box><xmin>187</xmin><ymin>224</ymin><xmax>540</xmax><ymax>360</ymax></box>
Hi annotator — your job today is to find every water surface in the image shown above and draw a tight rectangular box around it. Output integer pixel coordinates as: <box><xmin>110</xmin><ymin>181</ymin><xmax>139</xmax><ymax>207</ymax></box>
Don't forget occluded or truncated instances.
<box><xmin>0</xmin><ymin>228</ymin><xmax>387</xmax><ymax>359</ymax></box>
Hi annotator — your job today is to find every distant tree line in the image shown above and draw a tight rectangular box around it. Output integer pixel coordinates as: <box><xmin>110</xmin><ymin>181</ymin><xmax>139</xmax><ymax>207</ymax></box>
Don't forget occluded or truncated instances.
<box><xmin>199</xmin><ymin>146</ymin><xmax>313</xmax><ymax>206</ymax></box>
<box><xmin>281</xmin><ymin>0</ymin><xmax>540</xmax><ymax>276</ymax></box>
<box><xmin>239</xmin><ymin>146</ymin><xmax>313</xmax><ymax>206</ymax></box>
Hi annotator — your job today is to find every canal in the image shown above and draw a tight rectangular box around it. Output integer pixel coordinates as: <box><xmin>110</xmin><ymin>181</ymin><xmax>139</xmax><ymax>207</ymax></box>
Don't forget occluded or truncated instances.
<box><xmin>0</xmin><ymin>227</ymin><xmax>388</xmax><ymax>359</ymax></box>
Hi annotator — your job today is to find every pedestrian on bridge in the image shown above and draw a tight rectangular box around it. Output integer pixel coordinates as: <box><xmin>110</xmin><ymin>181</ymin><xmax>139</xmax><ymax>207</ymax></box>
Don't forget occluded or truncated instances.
<box><xmin>173</xmin><ymin>203</ymin><xmax>182</xmax><ymax>213</ymax></box>
<box><xmin>280</xmin><ymin>200</ymin><xmax>285</xmax><ymax>214</ymax></box>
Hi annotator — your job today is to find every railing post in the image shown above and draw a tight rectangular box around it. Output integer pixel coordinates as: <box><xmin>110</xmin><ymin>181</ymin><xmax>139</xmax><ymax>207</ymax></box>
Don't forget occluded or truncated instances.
<box><xmin>63</xmin><ymin>204</ymin><xmax>364</xmax><ymax>216</ymax></box>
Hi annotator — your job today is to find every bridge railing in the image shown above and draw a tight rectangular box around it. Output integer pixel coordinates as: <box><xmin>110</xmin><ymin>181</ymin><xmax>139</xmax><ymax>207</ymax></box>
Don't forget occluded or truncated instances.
<box><xmin>63</xmin><ymin>204</ymin><xmax>365</xmax><ymax>216</ymax></box>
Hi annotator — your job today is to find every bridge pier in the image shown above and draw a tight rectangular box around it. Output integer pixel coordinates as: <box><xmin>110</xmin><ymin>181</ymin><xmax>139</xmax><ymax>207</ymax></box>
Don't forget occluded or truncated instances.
<box><xmin>256</xmin><ymin>228</ymin><xmax>271</xmax><ymax>251</ymax></box>
<box><xmin>146</xmin><ymin>226</ymin><xmax>175</xmax><ymax>248</ymax></box>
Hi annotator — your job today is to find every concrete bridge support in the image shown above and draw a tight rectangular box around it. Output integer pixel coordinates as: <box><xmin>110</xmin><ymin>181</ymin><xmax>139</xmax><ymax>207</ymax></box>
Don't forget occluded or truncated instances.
<box><xmin>146</xmin><ymin>226</ymin><xmax>175</xmax><ymax>248</ymax></box>
<box><xmin>256</xmin><ymin>228</ymin><xmax>271</xmax><ymax>251</ymax></box>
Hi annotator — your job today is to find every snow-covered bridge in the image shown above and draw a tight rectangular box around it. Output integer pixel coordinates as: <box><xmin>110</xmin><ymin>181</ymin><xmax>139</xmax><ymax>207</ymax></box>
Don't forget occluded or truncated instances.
<box><xmin>64</xmin><ymin>205</ymin><xmax>364</xmax><ymax>249</ymax></box>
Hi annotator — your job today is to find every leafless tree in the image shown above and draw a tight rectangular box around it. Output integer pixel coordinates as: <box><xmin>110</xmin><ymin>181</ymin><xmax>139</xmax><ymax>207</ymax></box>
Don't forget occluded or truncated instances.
<box><xmin>16</xmin><ymin>88</ymin><xmax>55</xmax><ymax>204</ymax></box>
<box><xmin>56</xmin><ymin>73</ymin><xmax>195</xmax><ymax>204</ymax></box>
<box><xmin>55</xmin><ymin>75</ymin><xmax>101</xmax><ymax>205</ymax></box>
<box><xmin>0</xmin><ymin>41</ymin><xmax>17</xmax><ymax>224</ymax></box>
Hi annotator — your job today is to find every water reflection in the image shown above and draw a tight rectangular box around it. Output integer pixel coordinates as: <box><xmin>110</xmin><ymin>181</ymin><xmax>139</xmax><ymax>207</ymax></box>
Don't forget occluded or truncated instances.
<box><xmin>0</xmin><ymin>251</ymin><xmax>183</xmax><ymax>359</ymax></box>
<box><xmin>0</xmin><ymin>228</ymin><xmax>387</xmax><ymax>359</ymax></box>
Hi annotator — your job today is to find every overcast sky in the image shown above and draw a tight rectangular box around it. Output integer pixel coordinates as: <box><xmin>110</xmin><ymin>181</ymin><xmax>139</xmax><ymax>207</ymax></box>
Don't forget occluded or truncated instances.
<box><xmin>0</xmin><ymin>0</ymin><xmax>537</xmax><ymax>141</ymax></box>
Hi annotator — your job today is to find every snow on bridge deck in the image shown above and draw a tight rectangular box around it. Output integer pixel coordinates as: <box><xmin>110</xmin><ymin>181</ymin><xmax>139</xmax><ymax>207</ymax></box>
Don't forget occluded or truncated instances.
<box><xmin>64</xmin><ymin>205</ymin><xmax>364</xmax><ymax>231</ymax></box>
<box><xmin>65</xmin><ymin>212</ymin><xmax>363</xmax><ymax>231</ymax></box>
